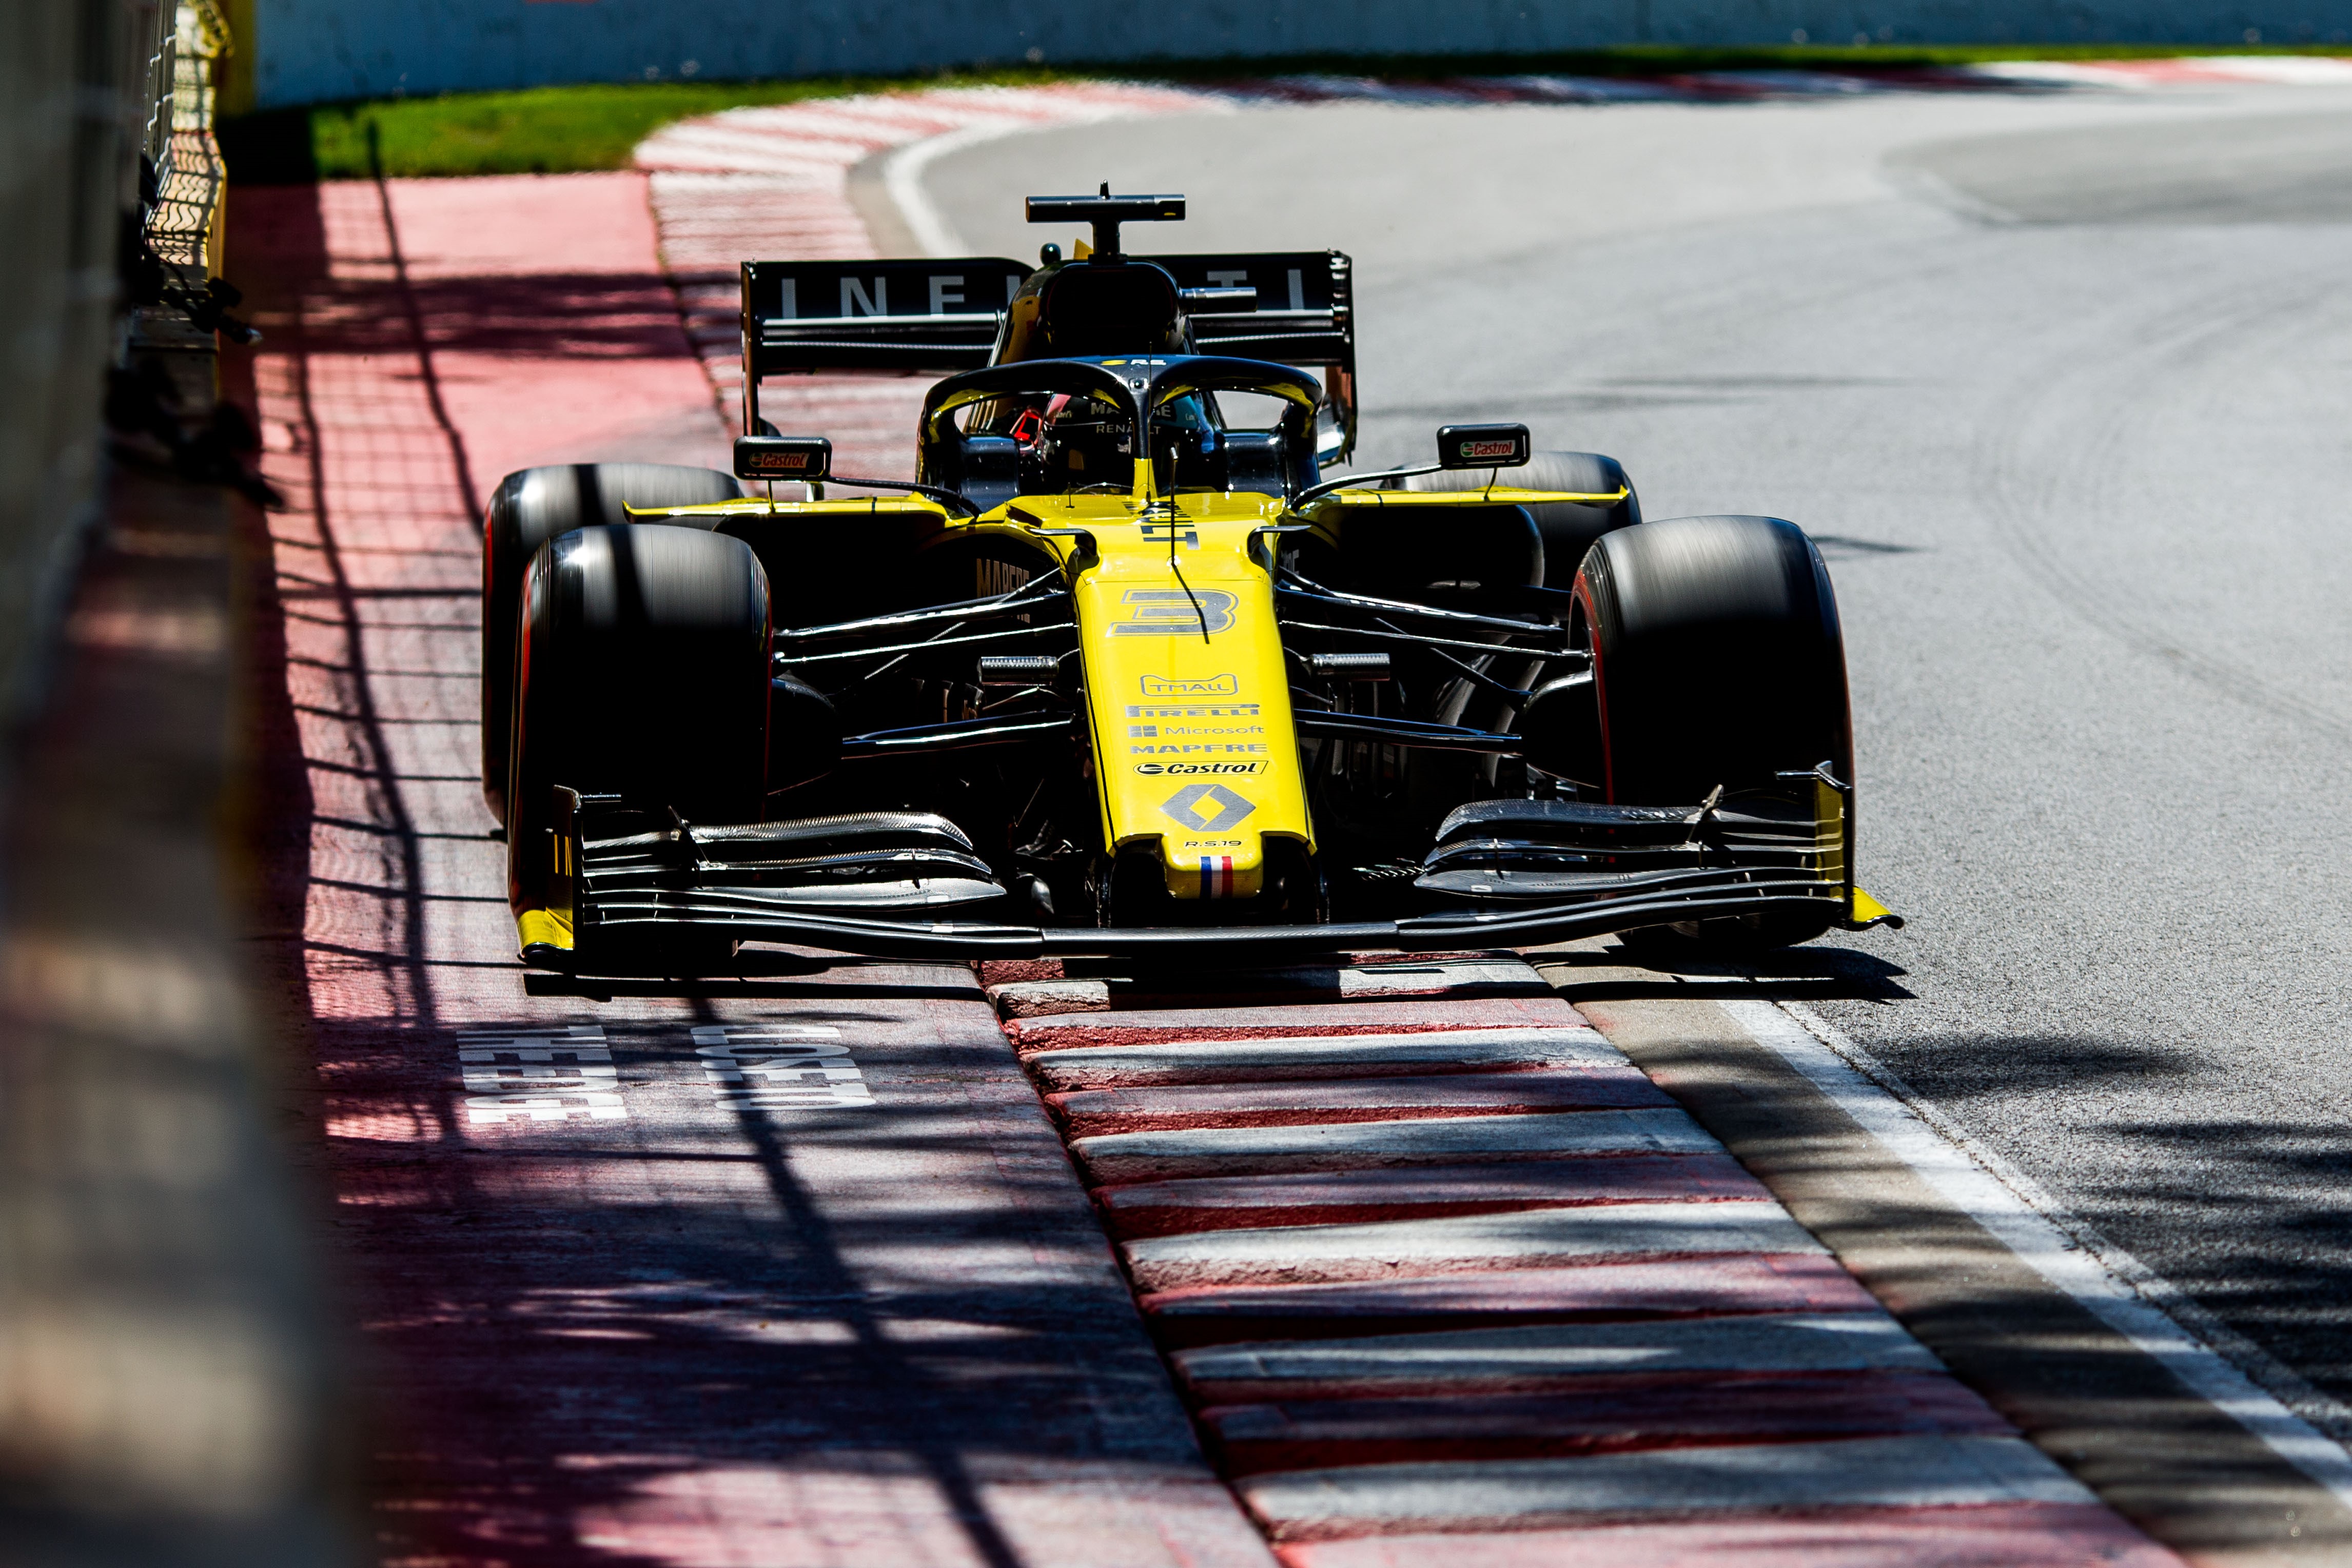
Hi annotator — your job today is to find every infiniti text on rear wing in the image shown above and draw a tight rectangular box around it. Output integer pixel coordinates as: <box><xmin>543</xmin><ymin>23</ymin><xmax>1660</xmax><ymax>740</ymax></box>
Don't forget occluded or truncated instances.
<box><xmin>738</xmin><ymin>251</ymin><xmax>1356</xmax><ymax>453</ymax></box>
<box><xmin>739</xmin><ymin>258</ymin><xmax>1029</xmax><ymax>433</ymax></box>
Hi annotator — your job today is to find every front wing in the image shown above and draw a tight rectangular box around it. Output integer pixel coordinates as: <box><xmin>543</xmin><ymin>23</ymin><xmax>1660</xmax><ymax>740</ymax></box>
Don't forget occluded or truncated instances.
<box><xmin>518</xmin><ymin>777</ymin><xmax>1901</xmax><ymax>974</ymax></box>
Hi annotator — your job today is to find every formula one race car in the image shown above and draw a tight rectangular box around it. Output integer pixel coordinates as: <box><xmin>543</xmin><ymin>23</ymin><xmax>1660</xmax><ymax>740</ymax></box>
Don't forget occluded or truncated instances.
<box><xmin>480</xmin><ymin>191</ymin><xmax>1899</xmax><ymax>973</ymax></box>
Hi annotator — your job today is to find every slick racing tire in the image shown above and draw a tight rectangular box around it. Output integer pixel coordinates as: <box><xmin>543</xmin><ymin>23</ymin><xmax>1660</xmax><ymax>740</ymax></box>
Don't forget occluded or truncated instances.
<box><xmin>505</xmin><ymin>524</ymin><xmax>772</xmax><ymax>948</ymax></box>
<box><xmin>481</xmin><ymin>462</ymin><xmax>740</xmax><ymax>825</ymax></box>
<box><xmin>1406</xmin><ymin>449</ymin><xmax>1640</xmax><ymax>586</ymax></box>
<box><xmin>1576</xmin><ymin>513</ymin><xmax>1850</xmax><ymax>954</ymax></box>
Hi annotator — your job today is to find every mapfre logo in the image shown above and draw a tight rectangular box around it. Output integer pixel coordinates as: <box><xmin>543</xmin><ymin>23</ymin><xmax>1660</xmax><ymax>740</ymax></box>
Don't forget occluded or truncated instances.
<box><xmin>1140</xmin><ymin>673</ymin><xmax>1238</xmax><ymax>698</ymax></box>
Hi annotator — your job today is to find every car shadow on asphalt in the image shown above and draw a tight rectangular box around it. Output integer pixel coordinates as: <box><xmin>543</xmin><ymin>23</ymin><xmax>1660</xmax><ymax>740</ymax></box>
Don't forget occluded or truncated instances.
<box><xmin>1539</xmin><ymin>940</ymin><xmax>1916</xmax><ymax>1006</ymax></box>
<box><xmin>522</xmin><ymin>952</ymin><xmax>982</xmax><ymax>1003</ymax></box>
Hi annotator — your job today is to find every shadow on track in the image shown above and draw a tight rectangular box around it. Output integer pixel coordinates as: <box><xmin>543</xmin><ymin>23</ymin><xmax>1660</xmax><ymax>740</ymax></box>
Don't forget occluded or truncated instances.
<box><xmin>234</xmin><ymin>185</ymin><xmax>1209</xmax><ymax>1555</ymax></box>
<box><xmin>1543</xmin><ymin>941</ymin><xmax>1916</xmax><ymax>1006</ymax></box>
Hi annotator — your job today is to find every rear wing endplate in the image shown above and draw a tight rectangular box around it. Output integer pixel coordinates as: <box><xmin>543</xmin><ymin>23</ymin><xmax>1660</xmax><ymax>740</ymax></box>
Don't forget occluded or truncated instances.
<box><xmin>1149</xmin><ymin>250</ymin><xmax>1356</xmax><ymax>457</ymax></box>
<box><xmin>740</xmin><ymin>258</ymin><xmax>1031</xmax><ymax>432</ymax></box>
<box><xmin>739</xmin><ymin>249</ymin><xmax>1357</xmax><ymax>455</ymax></box>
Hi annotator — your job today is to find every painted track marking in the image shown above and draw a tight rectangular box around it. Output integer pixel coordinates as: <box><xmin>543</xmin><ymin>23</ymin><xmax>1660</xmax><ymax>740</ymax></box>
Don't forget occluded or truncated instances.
<box><xmin>688</xmin><ymin>1023</ymin><xmax>874</xmax><ymax>1110</ymax></box>
<box><xmin>456</xmin><ymin>1025</ymin><xmax>622</xmax><ymax>1123</ymax></box>
<box><xmin>1726</xmin><ymin>995</ymin><xmax>2352</xmax><ymax>1505</ymax></box>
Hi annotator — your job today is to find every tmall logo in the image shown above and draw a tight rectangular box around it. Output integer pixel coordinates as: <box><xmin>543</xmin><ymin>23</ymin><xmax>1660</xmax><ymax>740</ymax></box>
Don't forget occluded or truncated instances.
<box><xmin>1140</xmin><ymin>673</ymin><xmax>1238</xmax><ymax>697</ymax></box>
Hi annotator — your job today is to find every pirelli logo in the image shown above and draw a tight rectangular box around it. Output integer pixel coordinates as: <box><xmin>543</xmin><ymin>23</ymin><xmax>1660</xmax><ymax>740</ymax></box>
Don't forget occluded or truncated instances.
<box><xmin>1128</xmin><ymin>703</ymin><xmax>1262</xmax><ymax>718</ymax></box>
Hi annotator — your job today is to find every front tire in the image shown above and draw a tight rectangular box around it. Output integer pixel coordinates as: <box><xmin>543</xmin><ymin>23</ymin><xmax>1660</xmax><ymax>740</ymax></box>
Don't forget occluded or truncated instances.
<box><xmin>481</xmin><ymin>462</ymin><xmax>740</xmax><ymax>824</ymax></box>
<box><xmin>1576</xmin><ymin>514</ymin><xmax>1851</xmax><ymax>953</ymax></box>
<box><xmin>506</xmin><ymin>524</ymin><xmax>772</xmax><ymax>934</ymax></box>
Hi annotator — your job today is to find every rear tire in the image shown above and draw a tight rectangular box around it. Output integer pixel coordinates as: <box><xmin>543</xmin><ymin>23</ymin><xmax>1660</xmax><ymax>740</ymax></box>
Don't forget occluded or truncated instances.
<box><xmin>506</xmin><ymin>524</ymin><xmax>772</xmax><ymax>928</ymax></box>
<box><xmin>1406</xmin><ymin>449</ymin><xmax>1640</xmax><ymax>586</ymax></box>
<box><xmin>481</xmin><ymin>462</ymin><xmax>740</xmax><ymax>824</ymax></box>
<box><xmin>1575</xmin><ymin>514</ymin><xmax>1851</xmax><ymax>954</ymax></box>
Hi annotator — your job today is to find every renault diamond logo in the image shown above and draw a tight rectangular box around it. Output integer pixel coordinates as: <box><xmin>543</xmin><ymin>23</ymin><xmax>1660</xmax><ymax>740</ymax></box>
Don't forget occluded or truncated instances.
<box><xmin>1162</xmin><ymin>782</ymin><xmax>1256</xmax><ymax>833</ymax></box>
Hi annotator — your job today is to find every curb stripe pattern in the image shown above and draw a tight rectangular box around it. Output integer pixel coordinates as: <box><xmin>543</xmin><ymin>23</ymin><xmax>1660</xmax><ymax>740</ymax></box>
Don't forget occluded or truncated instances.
<box><xmin>983</xmin><ymin>954</ymin><xmax>2186</xmax><ymax>1561</ymax></box>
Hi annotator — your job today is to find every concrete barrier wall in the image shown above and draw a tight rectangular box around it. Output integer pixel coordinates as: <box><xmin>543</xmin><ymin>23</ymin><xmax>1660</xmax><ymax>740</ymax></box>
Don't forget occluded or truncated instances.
<box><xmin>0</xmin><ymin>0</ymin><xmax>148</xmax><ymax>720</ymax></box>
<box><xmin>251</xmin><ymin>0</ymin><xmax>2352</xmax><ymax>109</ymax></box>
<box><xmin>2</xmin><ymin>6</ymin><xmax>347</xmax><ymax>1563</ymax></box>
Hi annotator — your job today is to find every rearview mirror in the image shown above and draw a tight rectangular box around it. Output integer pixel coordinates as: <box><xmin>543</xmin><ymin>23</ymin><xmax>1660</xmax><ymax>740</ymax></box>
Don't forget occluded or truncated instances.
<box><xmin>1436</xmin><ymin>423</ymin><xmax>1530</xmax><ymax>469</ymax></box>
<box><xmin>734</xmin><ymin>435</ymin><xmax>831</xmax><ymax>482</ymax></box>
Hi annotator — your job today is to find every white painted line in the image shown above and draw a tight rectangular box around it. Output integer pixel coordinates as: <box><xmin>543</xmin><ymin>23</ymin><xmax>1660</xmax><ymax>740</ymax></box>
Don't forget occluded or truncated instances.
<box><xmin>1101</xmin><ymin>1158</ymin><xmax>1734</xmax><ymax>1216</ymax></box>
<box><xmin>1059</xmin><ymin>1070</ymin><xmax>1663</xmax><ymax>1124</ymax></box>
<box><xmin>879</xmin><ymin>86</ymin><xmax>1235</xmax><ymax>257</ymax></box>
<box><xmin>1721</xmin><ymin>996</ymin><xmax>2352</xmax><ymax>1507</ymax></box>
<box><xmin>1074</xmin><ymin>1107</ymin><xmax>1725</xmax><ymax>1166</ymax></box>
<box><xmin>455</xmin><ymin>1026</ymin><xmax>623</xmax><ymax>1124</ymax></box>
<box><xmin>1123</xmin><ymin>1199</ymin><xmax>1826</xmax><ymax>1276</ymax></box>
<box><xmin>1237</xmin><ymin>1433</ymin><xmax>2096</xmax><ymax>1523</ymax></box>
<box><xmin>1028</xmin><ymin>1027</ymin><xmax>1620</xmax><ymax>1089</ymax></box>
<box><xmin>991</xmin><ymin>977</ymin><xmax>1112</xmax><ymax>1012</ymax></box>
<box><xmin>1016</xmin><ymin>1002</ymin><xmax>1584</xmax><ymax>1039</ymax></box>
<box><xmin>1966</xmin><ymin>60</ymin><xmax>2162</xmax><ymax>89</ymax></box>
<box><xmin>1173</xmin><ymin>1312</ymin><xmax>1939</xmax><ymax>1386</ymax></box>
<box><xmin>884</xmin><ymin>121</ymin><xmax>1026</xmax><ymax>257</ymax></box>
<box><xmin>2180</xmin><ymin>54</ymin><xmax>2352</xmax><ymax>84</ymax></box>
<box><xmin>989</xmin><ymin>959</ymin><xmax>1550</xmax><ymax>1016</ymax></box>
<box><xmin>1335</xmin><ymin>959</ymin><xmax>1547</xmax><ymax>997</ymax></box>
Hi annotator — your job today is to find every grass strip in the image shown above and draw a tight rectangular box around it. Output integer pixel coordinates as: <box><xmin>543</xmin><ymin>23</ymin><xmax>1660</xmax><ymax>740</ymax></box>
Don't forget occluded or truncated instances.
<box><xmin>220</xmin><ymin>69</ymin><xmax>1072</xmax><ymax>182</ymax></box>
<box><xmin>220</xmin><ymin>43</ymin><xmax>2352</xmax><ymax>183</ymax></box>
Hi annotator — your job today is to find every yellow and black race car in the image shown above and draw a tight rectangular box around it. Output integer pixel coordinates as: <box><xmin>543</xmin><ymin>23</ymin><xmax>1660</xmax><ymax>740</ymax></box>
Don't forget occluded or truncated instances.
<box><xmin>479</xmin><ymin>191</ymin><xmax>1898</xmax><ymax>973</ymax></box>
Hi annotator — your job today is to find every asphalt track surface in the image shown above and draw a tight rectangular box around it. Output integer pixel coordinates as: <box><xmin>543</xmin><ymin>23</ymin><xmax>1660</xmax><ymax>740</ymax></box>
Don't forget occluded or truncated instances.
<box><xmin>919</xmin><ymin>84</ymin><xmax>2352</xmax><ymax>1430</ymax></box>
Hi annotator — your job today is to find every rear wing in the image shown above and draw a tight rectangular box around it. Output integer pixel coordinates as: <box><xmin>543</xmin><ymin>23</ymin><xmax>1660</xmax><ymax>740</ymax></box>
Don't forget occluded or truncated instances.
<box><xmin>739</xmin><ymin>249</ymin><xmax>1357</xmax><ymax>456</ymax></box>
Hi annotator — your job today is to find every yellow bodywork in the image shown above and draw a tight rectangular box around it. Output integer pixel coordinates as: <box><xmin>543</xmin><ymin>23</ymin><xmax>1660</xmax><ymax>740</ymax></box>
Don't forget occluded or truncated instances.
<box><xmin>619</xmin><ymin>468</ymin><xmax>1627</xmax><ymax>906</ymax></box>
<box><xmin>1056</xmin><ymin>487</ymin><xmax>1304</xmax><ymax>899</ymax></box>
<box><xmin>517</xmin><ymin>907</ymin><xmax>573</xmax><ymax>952</ymax></box>
<box><xmin>1808</xmin><ymin>766</ymin><xmax>1901</xmax><ymax>931</ymax></box>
